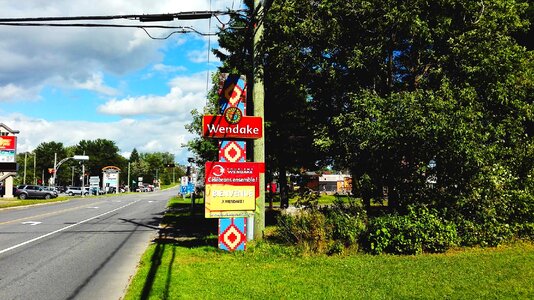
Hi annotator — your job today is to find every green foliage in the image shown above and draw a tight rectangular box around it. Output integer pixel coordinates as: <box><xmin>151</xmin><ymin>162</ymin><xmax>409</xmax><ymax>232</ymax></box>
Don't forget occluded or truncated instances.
<box><xmin>322</xmin><ymin>197</ymin><xmax>367</xmax><ymax>248</ymax></box>
<box><xmin>188</xmin><ymin>0</ymin><xmax>534</xmax><ymax>249</ymax></box>
<box><xmin>455</xmin><ymin>164</ymin><xmax>534</xmax><ymax>246</ymax></box>
<box><xmin>276</xmin><ymin>191</ymin><xmax>367</xmax><ymax>255</ymax></box>
<box><xmin>276</xmin><ymin>210</ymin><xmax>328</xmax><ymax>254</ymax></box>
<box><xmin>15</xmin><ymin>139</ymin><xmax>178</xmax><ymax>188</ymax></box>
<box><xmin>364</xmin><ymin>206</ymin><xmax>458</xmax><ymax>255</ymax></box>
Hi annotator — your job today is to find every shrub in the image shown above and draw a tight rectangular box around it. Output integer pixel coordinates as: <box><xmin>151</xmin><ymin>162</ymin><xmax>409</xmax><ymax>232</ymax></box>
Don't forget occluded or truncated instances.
<box><xmin>363</xmin><ymin>206</ymin><xmax>457</xmax><ymax>255</ymax></box>
<box><xmin>275</xmin><ymin>194</ymin><xmax>367</xmax><ymax>255</ymax></box>
<box><xmin>275</xmin><ymin>209</ymin><xmax>328</xmax><ymax>254</ymax></box>
<box><xmin>455</xmin><ymin>164</ymin><xmax>520</xmax><ymax>246</ymax></box>
<box><xmin>322</xmin><ymin>197</ymin><xmax>367</xmax><ymax>247</ymax></box>
<box><xmin>456</xmin><ymin>218</ymin><xmax>513</xmax><ymax>247</ymax></box>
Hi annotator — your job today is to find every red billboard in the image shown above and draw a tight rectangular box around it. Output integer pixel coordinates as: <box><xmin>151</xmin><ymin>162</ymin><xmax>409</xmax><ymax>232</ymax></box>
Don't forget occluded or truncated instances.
<box><xmin>0</xmin><ymin>136</ymin><xmax>16</xmax><ymax>150</ymax></box>
<box><xmin>203</xmin><ymin>115</ymin><xmax>263</xmax><ymax>139</ymax></box>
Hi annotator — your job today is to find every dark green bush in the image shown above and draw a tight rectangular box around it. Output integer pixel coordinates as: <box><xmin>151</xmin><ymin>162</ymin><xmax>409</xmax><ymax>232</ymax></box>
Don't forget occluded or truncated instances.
<box><xmin>363</xmin><ymin>206</ymin><xmax>457</xmax><ymax>255</ymax></box>
<box><xmin>456</xmin><ymin>218</ymin><xmax>513</xmax><ymax>247</ymax></box>
<box><xmin>322</xmin><ymin>197</ymin><xmax>367</xmax><ymax>247</ymax></box>
<box><xmin>455</xmin><ymin>164</ymin><xmax>526</xmax><ymax>246</ymax></box>
<box><xmin>275</xmin><ymin>210</ymin><xmax>328</xmax><ymax>253</ymax></box>
<box><xmin>275</xmin><ymin>194</ymin><xmax>367</xmax><ymax>255</ymax></box>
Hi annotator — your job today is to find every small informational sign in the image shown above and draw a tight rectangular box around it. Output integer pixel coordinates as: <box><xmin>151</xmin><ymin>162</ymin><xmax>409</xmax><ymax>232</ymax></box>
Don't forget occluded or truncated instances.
<box><xmin>202</xmin><ymin>115</ymin><xmax>263</xmax><ymax>139</ymax></box>
<box><xmin>181</xmin><ymin>176</ymin><xmax>189</xmax><ymax>186</ymax></box>
<box><xmin>89</xmin><ymin>176</ymin><xmax>100</xmax><ymax>189</ymax></box>
<box><xmin>205</xmin><ymin>184</ymin><xmax>255</xmax><ymax>211</ymax></box>
<box><xmin>205</xmin><ymin>161</ymin><xmax>263</xmax><ymax>218</ymax></box>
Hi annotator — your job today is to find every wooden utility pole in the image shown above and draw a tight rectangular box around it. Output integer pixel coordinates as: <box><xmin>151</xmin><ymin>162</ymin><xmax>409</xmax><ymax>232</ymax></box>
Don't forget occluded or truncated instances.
<box><xmin>253</xmin><ymin>0</ymin><xmax>266</xmax><ymax>239</ymax></box>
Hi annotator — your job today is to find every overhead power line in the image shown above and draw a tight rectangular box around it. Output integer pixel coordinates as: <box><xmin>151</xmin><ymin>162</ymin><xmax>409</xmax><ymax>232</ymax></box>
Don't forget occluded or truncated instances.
<box><xmin>0</xmin><ymin>10</ymin><xmax>244</xmax><ymax>23</ymax></box>
<box><xmin>0</xmin><ymin>22</ymin><xmax>216</xmax><ymax>38</ymax></box>
<box><xmin>0</xmin><ymin>10</ymin><xmax>246</xmax><ymax>39</ymax></box>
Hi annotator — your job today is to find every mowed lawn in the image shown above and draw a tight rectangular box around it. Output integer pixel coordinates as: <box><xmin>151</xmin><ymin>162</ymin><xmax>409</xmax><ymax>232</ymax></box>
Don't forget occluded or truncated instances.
<box><xmin>124</xmin><ymin>199</ymin><xmax>534</xmax><ymax>300</ymax></box>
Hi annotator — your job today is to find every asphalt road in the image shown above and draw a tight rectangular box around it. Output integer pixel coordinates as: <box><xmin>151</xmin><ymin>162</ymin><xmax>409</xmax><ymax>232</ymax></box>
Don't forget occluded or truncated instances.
<box><xmin>0</xmin><ymin>188</ymin><xmax>175</xmax><ymax>300</ymax></box>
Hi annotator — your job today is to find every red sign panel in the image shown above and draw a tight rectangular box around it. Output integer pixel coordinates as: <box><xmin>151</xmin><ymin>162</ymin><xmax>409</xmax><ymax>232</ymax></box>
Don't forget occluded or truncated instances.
<box><xmin>205</xmin><ymin>161</ymin><xmax>264</xmax><ymax>197</ymax></box>
<box><xmin>0</xmin><ymin>136</ymin><xmax>16</xmax><ymax>150</ymax></box>
<box><xmin>203</xmin><ymin>115</ymin><xmax>263</xmax><ymax>139</ymax></box>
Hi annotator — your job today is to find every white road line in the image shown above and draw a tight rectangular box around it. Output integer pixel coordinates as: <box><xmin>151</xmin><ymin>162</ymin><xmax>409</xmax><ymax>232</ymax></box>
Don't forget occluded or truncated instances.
<box><xmin>21</xmin><ymin>221</ymin><xmax>42</xmax><ymax>226</ymax></box>
<box><xmin>0</xmin><ymin>200</ymin><xmax>140</xmax><ymax>255</ymax></box>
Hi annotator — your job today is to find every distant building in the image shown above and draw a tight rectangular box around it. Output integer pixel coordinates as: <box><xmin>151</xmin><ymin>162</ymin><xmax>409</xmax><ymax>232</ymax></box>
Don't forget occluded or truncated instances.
<box><xmin>319</xmin><ymin>174</ymin><xmax>352</xmax><ymax>194</ymax></box>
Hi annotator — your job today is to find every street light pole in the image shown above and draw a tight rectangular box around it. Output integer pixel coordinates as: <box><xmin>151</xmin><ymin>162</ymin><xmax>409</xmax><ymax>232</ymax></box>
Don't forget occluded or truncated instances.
<box><xmin>52</xmin><ymin>155</ymin><xmax>89</xmax><ymax>187</ymax></box>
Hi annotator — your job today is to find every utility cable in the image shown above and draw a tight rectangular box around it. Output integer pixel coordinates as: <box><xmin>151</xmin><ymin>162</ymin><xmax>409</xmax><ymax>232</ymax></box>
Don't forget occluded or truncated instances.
<box><xmin>0</xmin><ymin>22</ymin><xmax>222</xmax><ymax>39</ymax></box>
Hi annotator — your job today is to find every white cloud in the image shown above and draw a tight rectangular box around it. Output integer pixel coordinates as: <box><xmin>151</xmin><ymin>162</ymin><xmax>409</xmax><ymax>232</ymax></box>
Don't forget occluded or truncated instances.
<box><xmin>0</xmin><ymin>1</ymin><xmax>236</xmax><ymax>164</ymax></box>
<box><xmin>3</xmin><ymin>113</ymin><xmax>196</xmax><ymax>163</ymax></box>
<box><xmin>152</xmin><ymin>64</ymin><xmax>187</xmax><ymax>74</ymax></box>
<box><xmin>97</xmin><ymin>72</ymin><xmax>208</xmax><ymax>119</ymax></box>
<box><xmin>70</xmin><ymin>73</ymin><xmax>119</xmax><ymax>96</ymax></box>
<box><xmin>0</xmin><ymin>83</ymin><xmax>42</xmax><ymax>102</ymax></box>
<box><xmin>0</xmin><ymin>0</ymin><xmax>230</xmax><ymax>102</ymax></box>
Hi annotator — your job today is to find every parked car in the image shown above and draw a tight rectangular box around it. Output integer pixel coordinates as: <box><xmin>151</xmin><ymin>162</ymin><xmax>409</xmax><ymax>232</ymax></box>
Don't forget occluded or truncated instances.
<box><xmin>90</xmin><ymin>187</ymin><xmax>105</xmax><ymax>195</ymax></box>
<box><xmin>65</xmin><ymin>186</ymin><xmax>89</xmax><ymax>196</ymax></box>
<box><xmin>15</xmin><ymin>185</ymin><xmax>58</xmax><ymax>200</ymax></box>
<box><xmin>43</xmin><ymin>186</ymin><xmax>59</xmax><ymax>197</ymax></box>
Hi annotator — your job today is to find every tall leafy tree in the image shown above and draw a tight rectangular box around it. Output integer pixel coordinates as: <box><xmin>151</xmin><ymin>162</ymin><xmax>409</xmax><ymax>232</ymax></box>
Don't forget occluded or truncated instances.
<box><xmin>33</xmin><ymin>141</ymin><xmax>66</xmax><ymax>185</ymax></box>
<box><xmin>74</xmin><ymin>139</ymin><xmax>127</xmax><ymax>185</ymax></box>
<box><xmin>281</xmin><ymin>0</ymin><xmax>533</xmax><ymax>214</ymax></box>
<box><xmin>191</xmin><ymin>0</ymin><xmax>322</xmax><ymax>207</ymax></box>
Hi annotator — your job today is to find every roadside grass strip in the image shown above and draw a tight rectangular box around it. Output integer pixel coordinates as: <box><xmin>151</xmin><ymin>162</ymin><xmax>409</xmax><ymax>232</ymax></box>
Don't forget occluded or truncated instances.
<box><xmin>124</xmin><ymin>197</ymin><xmax>534</xmax><ymax>300</ymax></box>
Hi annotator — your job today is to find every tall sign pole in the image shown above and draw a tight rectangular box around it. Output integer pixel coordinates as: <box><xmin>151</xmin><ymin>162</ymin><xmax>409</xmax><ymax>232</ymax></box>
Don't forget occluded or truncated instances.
<box><xmin>253</xmin><ymin>0</ymin><xmax>266</xmax><ymax>239</ymax></box>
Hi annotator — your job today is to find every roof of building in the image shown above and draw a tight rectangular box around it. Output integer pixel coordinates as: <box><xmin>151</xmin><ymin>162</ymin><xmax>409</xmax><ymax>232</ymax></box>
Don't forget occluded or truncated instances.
<box><xmin>0</xmin><ymin>123</ymin><xmax>20</xmax><ymax>134</ymax></box>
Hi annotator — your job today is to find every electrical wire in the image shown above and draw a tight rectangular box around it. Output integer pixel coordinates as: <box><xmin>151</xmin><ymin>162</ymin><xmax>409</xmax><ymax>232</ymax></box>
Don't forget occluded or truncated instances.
<box><xmin>0</xmin><ymin>10</ymin><xmax>245</xmax><ymax>23</ymax></box>
<box><xmin>0</xmin><ymin>22</ymin><xmax>223</xmax><ymax>39</ymax></box>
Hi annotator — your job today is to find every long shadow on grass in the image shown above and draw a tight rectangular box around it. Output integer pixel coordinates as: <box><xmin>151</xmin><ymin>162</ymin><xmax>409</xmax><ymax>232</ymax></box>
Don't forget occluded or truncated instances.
<box><xmin>139</xmin><ymin>202</ymin><xmax>217</xmax><ymax>299</ymax></box>
<box><xmin>158</xmin><ymin>202</ymin><xmax>218</xmax><ymax>247</ymax></box>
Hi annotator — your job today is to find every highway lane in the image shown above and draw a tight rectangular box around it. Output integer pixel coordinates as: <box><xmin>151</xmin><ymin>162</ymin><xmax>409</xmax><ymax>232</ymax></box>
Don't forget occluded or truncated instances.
<box><xmin>0</xmin><ymin>188</ymin><xmax>176</xmax><ymax>300</ymax></box>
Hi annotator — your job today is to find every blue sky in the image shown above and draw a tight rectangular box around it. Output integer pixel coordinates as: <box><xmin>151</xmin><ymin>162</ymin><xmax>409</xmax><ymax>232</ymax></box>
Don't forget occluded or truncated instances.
<box><xmin>0</xmin><ymin>1</ymin><xmax>239</xmax><ymax>164</ymax></box>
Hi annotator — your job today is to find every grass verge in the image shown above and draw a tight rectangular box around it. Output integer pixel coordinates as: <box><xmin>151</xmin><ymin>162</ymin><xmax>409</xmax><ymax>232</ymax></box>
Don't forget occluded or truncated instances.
<box><xmin>124</xmin><ymin>196</ymin><xmax>534</xmax><ymax>300</ymax></box>
<box><xmin>0</xmin><ymin>196</ymin><xmax>72</xmax><ymax>209</ymax></box>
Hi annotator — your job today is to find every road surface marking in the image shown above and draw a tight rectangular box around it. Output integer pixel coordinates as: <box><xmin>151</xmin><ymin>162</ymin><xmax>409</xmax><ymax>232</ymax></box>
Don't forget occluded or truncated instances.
<box><xmin>0</xmin><ymin>199</ymin><xmax>141</xmax><ymax>255</ymax></box>
<box><xmin>0</xmin><ymin>201</ymin><xmax>106</xmax><ymax>226</ymax></box>
<box><xmin>21</xmin><ymin>221</ymin><xmax>42</xmax><ymax>226</ymax></box>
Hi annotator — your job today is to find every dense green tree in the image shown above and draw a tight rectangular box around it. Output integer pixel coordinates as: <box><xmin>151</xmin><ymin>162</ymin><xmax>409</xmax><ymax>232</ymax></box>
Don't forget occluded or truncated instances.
<box><xmin>130</xmin><ymin>148</ymin><xmax>140</xmax><ymax>163</ymax></box>
<box><xmin>74</xmin><ymin>139</ymin><xmax>127</xmax><ymax>185</ymax></box>
<box><xmin>188</xmin><ymin>0</ymin><xmax>533</xmax><ymax>240</ymax></box>
<box><xmin>33</xmin><ymin>141</ymin><xmax>67</xmax><ymax>185</ymax></box>
<box><xmin>188</xmin><ymin>0</ymin><xmax>322</xmax><ymax>207</ymax></box>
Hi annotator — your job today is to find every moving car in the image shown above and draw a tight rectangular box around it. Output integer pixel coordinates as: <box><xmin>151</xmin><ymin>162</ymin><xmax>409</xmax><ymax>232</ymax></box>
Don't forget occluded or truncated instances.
<box><xmin>15</xmin><ymin>185</ymin><xmax>58</xmax><ymax>200</ymax></box>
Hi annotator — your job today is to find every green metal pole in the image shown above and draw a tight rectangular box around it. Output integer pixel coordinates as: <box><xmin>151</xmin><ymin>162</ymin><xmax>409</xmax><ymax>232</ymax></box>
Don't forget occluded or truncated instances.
<box><xmin>253</xmin><ymin>0</ymin><xmax>266</xmax><ymax>240</ymax></box>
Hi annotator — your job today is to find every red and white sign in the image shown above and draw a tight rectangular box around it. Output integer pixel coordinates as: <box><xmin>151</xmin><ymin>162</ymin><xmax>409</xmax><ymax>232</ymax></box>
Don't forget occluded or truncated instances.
<box><xmin>205</xmin><ymin>161</ymin><xmax>264</xmax><ymax>197</ymax></box>
<box><xmin>203</xmin><ymin>115</ymin><xmax>263</xmax><ymax>139</ymax></box>
<box><xmin>0</xmin><ymin>136</ymin><xmax>16</xmax><ymax>150</ymax></box>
